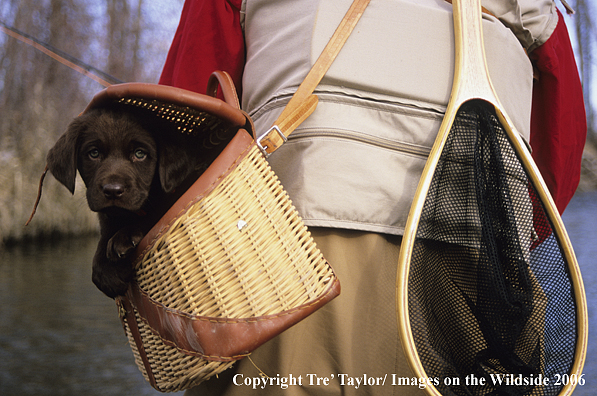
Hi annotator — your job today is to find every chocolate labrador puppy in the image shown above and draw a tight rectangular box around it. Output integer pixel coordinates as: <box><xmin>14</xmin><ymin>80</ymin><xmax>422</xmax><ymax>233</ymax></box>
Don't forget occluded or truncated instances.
<box><xmin>46</xmin><ymin>106</ymin><xmax>207</xmax><ymax>298</ymax></box>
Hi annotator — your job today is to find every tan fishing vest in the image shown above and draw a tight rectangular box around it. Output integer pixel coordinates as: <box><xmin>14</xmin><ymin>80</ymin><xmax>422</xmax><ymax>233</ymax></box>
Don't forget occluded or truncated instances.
<box><xmin>240</xmin><ymin>0</ymin><xmax>557</xmax><ymax>235</ymax></box>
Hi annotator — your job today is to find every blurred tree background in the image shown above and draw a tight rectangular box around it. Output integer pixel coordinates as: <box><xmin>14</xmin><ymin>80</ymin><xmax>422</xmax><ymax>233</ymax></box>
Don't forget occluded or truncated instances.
<box><xmin>573</xmin><ymin>0</ymin><xmax>597</xmax><ymax>192</ymax></box>
<box><xmin>574</xmin><ymin>0</ymin><xmax>595</xmax><ymax>143</ymax></box>
<box><xmin>0</xmin><ymin>0</ymin><xmax>596</xmax><ymax>246</ymax></box>
<box><xmin>0</xmin><ymin>0</ymin><xmax>183</xmax><ymax>244</ymax></box>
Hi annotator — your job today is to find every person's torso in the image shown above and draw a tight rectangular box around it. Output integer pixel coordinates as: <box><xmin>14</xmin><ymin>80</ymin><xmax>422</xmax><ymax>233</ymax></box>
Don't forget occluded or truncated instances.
<box><xmin>240</xmin><ymin>0</ymin><xmax>543</xmax><ymax>235</ymax></box>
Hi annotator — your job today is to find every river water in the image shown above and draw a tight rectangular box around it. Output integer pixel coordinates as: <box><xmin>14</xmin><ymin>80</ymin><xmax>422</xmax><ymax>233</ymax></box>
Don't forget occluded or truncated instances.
<box><xmin>0</xmin><ymin>191</ymin><xmax>595</xmax><ymax>395</ymax></box>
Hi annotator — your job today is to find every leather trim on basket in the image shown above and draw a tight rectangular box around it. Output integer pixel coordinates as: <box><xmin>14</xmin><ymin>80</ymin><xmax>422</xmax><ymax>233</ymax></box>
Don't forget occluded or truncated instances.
<box><xmin>118</xmin><ymin>296</ymin><xmax>159</xmax><ymax>389</ymax></box>
<box><xmin>124</xmin><ymin>275</ymin><xmax>341</xmax><ymax>362</ymax></box>
<box><xmin>135</xmin><ymin>129</ymin><xmax>255</xmax><ymax>257</ymax></box>
<box><xmin>82</xmin><ymin>82</ymin><xmax>248</xmax><ymax>127</ymax></box>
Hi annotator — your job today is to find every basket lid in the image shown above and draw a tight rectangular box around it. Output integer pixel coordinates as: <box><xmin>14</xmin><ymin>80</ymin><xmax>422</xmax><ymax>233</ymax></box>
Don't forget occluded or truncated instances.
<box><xmin>83</xmin><ymin>71</ymin><xmax>249</xmax><ymax>134</ymax></box>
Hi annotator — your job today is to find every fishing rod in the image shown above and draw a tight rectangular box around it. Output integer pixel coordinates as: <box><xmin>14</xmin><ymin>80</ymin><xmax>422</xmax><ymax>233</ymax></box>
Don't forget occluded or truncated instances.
<box><xmin>0</xmin><ymin>20</ymin><xmax>122</xmax><ymax>87</ymax></box>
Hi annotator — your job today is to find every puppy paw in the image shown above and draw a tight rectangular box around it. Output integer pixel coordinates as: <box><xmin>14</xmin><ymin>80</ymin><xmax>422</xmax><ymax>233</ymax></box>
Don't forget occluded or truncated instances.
<box><xmin>106</xmin><ymin>228</ymin><xmax>144</xmax><ymax>262</ymax></box>
<box><xmin>92</xmin><ymin>259</ymin><xmax>134</xmax><ymax>298</ymax></box>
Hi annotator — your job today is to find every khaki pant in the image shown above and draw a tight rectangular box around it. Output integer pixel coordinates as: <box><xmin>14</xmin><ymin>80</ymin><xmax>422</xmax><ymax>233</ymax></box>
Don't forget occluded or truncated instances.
<box><xmin>185</xmin><ymin>228</ymin><xmax>425</xmax><ymax>395</ymax></box>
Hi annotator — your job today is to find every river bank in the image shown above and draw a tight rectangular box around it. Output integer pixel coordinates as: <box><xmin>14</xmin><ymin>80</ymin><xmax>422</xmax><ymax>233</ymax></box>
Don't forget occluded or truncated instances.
<box><xmin>3</xmin><ymin>142</ymin><xmax>597</xmax><ymax>247</ymax></box>
<box><xmin>578</xmin><ymin>142</ymin><xmax>597</xmax><ymax>193</ymax></box>
<box><xmin>0</xmin><ymin>158</ymin><xmax>99</xmax><ymax>246</ymax></box>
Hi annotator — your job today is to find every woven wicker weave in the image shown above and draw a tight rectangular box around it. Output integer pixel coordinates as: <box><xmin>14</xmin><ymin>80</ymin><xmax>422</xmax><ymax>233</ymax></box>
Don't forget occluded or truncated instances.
<box><xmin>123</xmin><ymin>305</ymin><xmax>235</xmax><ymax>392</ymax></box>
<box><xmin>135</xmin><ymin>144</ymin><xmax>334</xmax><ymax>317</ymax></box>
<box><xmin>82</xmin><ymin>80</ymin><xmax>339</xmax><ymax>392</ymax></box>
<box><xmin>121</xmin><ymin>142</ymin><xmax>337</xmax><ymax>392</ymax></box>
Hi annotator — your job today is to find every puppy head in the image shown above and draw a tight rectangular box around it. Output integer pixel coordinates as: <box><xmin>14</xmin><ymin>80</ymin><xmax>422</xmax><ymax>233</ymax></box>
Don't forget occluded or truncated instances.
<box><xmin>46</xmin><ymin>107</ymin><xmax>197</xmax><ymax>213</ymax></box>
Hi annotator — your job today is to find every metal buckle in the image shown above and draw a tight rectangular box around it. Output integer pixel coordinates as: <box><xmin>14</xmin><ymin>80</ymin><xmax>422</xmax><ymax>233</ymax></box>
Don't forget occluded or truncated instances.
<box><xmin>256</xmin><ymin>125</ymin><xmax>287</xmax><ymax>158</ymax></box>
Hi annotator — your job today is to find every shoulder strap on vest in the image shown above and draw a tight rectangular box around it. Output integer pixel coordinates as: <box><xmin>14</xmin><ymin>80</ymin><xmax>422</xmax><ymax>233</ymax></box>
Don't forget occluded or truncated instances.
<box><xmin>256</xmin><ymin>0</ymin><xmax>371</xmax><ymax>157</ymax></box>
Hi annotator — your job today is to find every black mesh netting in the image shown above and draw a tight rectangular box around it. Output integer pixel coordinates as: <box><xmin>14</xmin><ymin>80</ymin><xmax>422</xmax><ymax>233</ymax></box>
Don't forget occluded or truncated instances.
<box><xmin>409</xmin><ymin>100</ymin><xmax>577</xmax><ymax>396</ymax></box>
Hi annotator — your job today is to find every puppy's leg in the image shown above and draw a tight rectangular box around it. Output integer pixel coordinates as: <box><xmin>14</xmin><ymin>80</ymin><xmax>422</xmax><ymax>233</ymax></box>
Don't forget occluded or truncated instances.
<box><xmin>92</xmin><ymin>213</ymin><xmax>143</xmax><ymax>298</ymax></box>
<box><xmin>92</xmin><ymin>235</ymin><xmax>135</xmax><ymax>298</ymax></box>
<box><xmin>106</xmin><ymin>226</ymin><xmax>144</xmax><ymax>262</ymax></box>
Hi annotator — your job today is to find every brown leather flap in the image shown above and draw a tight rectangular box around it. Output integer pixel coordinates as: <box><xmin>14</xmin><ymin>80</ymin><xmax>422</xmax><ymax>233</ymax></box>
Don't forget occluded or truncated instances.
<box><xmin>123</xmin><ymin>275</ymin><xmax>340</xmax><ymax>362</ymax></box>
<box><xmin>83</xmin><ymin>81</ymin><xmax>248</xmax><ymax>128</ymax></box>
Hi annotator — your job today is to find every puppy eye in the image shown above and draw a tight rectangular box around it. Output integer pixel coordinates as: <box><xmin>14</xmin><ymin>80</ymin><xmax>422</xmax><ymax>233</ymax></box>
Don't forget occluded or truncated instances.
<box><xmin>133</xmin><ymin>149</ymin><xmax>147</xmax><ymax>161</ymax></box>
<box><xmin>88</xmin><ymin>149</ymin><xmax>100</xmax><ymax>159</ymax></box>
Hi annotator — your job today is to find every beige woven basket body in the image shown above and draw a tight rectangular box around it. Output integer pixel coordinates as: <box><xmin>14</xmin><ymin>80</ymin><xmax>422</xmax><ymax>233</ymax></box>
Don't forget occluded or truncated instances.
<box><xmin>85</xmin><ymin>77</ymin><xmax>340</xmax><ymax>392</ymax></box>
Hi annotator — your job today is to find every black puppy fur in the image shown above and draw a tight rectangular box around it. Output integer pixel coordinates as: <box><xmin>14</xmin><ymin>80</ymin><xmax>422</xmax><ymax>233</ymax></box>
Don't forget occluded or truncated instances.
<box><xmin>47</xmin><ymin>107</ymin><xmax>207</xmax><ymax>298</ymax></box>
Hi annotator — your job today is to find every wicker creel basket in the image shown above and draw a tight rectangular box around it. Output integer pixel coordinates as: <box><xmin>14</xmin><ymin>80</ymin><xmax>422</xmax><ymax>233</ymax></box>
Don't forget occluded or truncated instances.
<box><xmin>85</xmin><ymin>73</ymin><xmax>340</xmax><ymax>392</ymax></box>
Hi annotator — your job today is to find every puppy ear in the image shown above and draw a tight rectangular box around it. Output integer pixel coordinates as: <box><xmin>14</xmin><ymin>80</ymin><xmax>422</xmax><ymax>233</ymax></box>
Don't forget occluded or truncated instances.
<box><xmin>158</xmin><ymin>143</ymin><xmax>195</xmax><ymax>193</ymax></box>
<box><xmin>46</xmin><ymin>115</ymin><xmax>88</xmax><ymax>194</ymax></box>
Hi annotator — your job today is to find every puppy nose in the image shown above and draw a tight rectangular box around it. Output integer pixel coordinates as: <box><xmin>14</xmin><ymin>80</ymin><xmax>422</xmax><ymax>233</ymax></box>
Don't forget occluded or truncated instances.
<box><xmin>103</xmin><ymin>183</ymin><xmax>124</xmax><ymax>199</ymax></box>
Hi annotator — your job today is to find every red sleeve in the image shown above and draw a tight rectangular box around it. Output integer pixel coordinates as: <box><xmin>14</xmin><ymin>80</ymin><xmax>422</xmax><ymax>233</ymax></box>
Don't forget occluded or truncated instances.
<box><xmin>159</xmin><ymin>0</ymin><xmax>245</xmax><ymax>98</ymax></box>
<box><xmin>529</xmin><ymin>9</ymin><xmax>587</xmax><ymax>214</ymax></box>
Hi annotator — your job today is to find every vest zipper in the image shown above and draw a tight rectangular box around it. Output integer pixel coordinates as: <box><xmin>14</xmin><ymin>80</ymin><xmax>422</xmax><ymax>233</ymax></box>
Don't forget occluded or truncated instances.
<box><xmin>287</xmin><ymin>129</ymin><xmax>431</xmax><ymax>158</ymax></box>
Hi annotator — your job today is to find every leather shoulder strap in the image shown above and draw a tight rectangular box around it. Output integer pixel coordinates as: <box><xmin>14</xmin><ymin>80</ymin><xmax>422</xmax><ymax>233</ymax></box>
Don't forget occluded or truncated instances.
<box><xmin>256</xmin><ymin>0</ymin><xmax>371</xmax><ymax>156</ymax></box>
